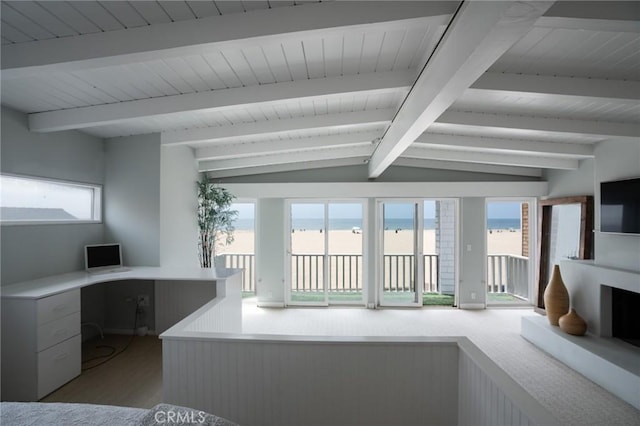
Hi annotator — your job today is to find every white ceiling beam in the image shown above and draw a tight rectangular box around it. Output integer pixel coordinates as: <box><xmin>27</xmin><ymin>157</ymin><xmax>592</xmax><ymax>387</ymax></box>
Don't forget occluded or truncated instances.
<box><xmin>1</xmin><ymin>2</ymin><xmax>456</xmax><ymax>79</ymax></box>
<box><xmin>536</xmin><ymin>1</ymin><xmax>640</xmax><ymax>33</ymax></box>
<box><xmin>471</xmin><ymin>72</ymin><xmax>640</xmax><ymax>103</ymax></box>
<box><xmin>163</xmin><ymin>109</ymin><xmax>394</xmax><ymax>146</ymax></box>
<box><xmin>368</xmin><ymin>0</ymin><xmax>554</xmax><ymax>178</ymax></box>
<box><xmin>394</xmin><ymin>157</ymin><xmax>542</xmax><ymax>178</ymax></box>
<box><xmin>29</xmin><ymin>71</ymin><xmax>412</xmax><ymax>132</ymax></box>
<box><xmin>206</xmin><ymin>157</ymin><xmax>368</xmax><ymax>178</ymax></box>
<box><xmin>196</xmin><ymin>132</ymin><xmax>380</xmax><ymax>161</ymax></box>
<box><xmin>415</xmin><ymin>133</ymin><xmax>594</xmax><ymax>158</ymax></box>
<box><xmin>199</xmin><ymin>145</ymin><xmax>373</xmax><ymax>171</ymax></box>
<box><xmin>404</xmin><ymin>145</ymin><xmax>579</xmax><ymax>170</ymax></box>
<box><xmin>436</xmin><ymin>111</ymin><xmax>640</xmax><ymax>140</ymax></box>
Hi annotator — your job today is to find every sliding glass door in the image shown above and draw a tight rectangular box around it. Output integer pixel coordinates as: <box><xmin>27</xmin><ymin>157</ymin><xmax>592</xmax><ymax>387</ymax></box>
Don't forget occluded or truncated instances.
<box><xmin>287</xmin><ymin>200</ymin><xmax>365</xmax><ymax>306</ymax></box>
<box><xmin>379</xmin><ymin>201</ymin><xmax>423</xmax><ymax>306</ymax></box>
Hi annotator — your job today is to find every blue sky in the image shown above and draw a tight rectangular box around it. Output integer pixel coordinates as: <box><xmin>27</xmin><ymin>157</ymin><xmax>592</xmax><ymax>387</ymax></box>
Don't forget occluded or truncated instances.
<box><xmin>235</xmin><ymin>201</ymin><xmax>522</xmax><ymax>220</ymax></box>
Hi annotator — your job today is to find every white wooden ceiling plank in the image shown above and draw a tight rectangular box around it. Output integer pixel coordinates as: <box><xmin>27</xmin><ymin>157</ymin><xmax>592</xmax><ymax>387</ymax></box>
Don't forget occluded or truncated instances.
<box><xmin>186</xmin><ymin>1</ymin><xmax>221</xmax><ymax>19</ymax></box>
<box><xmin>206</xmin><ymin>157</ymin><xmax>367</xmax><ymax>178</ymax></box>
<box><xmin>201</xmin><ymin>51</ymin><xmax>243</xmax><ymax>88</ymax></box>
<box><xmin>341</xmin><ymin>32</ymin><xmax>364</xmax><ymax>75</ymax></box>
<box><xmin>242</xmin><ymin>1</ymin><xmax>270</xmax><ymax>12</ymax></box>
<box><xmin>196</xmin><ymin>131</ymin><xmax>377</xmax><ymax>160</ymax></box>
<box><xmin>261</xmin><ymin>43</ymin><xmax>292</xmax><ymax>83</ymax></box>
<box><xmin>2</xmin><ymin>37</ymin><xmax>13</xmax><ymax>45</ymax></box>
<box><xmin>375</xmin><ymin>29</ymin><xmax>406</xmax><ymax>72</ymax></box>
<box><xmin>129</xmin><ymin>1</ymin><xmax>172</xmax><ymax>24</ymax></box>
<box><xmin>123</xmin><ymin>63</ymin><xmax>178</xmax><ymax>97</ymax></box>
<box><xmin>31</xmin><ymin>76</ymin><xmax>99</xmax><ymax>108</ymax></box>
<box><xmin>163</xmin><ymin>57</ymin><xmax>211</xmax><ymax>92</ymax></box>
<box><xmin>51</xmin><ymin>72</ymin><xmax>121</xmax><ymax>104</ymax></box>
<box><xmin>37</xmin><ymin>1</ymin><xmax>102</xmax><ymax>34</ymax></box>
<box><xmin>182</xmin><ymin>55</ymin><xmax>227</xmax><ymax>90</ymax></box>
<box><xmin>214</xmin><ymin>1</ymin><xmax>245</xmax><ymax>15</ymax></box>
<box><xmin>489</xmin><ymin>27</ymin><xmax>551</xmax><ymax>73</ymax></box>
<box><xmin>219</xmin><ymin>49</ymin><xmax>259</xmax><ymax>87</ymax></box>
<box><xmin>69</xmin><ymin>2</ymin><xmax>124</xmax><ymax>32</ymax></box>
<box><xmin>241</xmin><ymin>45</ymin><xmax>277</xmax><ymax>84</ymax></box>
<box><xmin>280</xmin><ymin>40</ymin><xmax>308</xmax><ymax>80</ymax></box>
<box><xmin>15</xmin><ymin>79</ymin><xmax>78</xmax><ymax>110</ymax></box>
<box><xmin>394</xmin><ymin>157</ymin><xmax>542</xmax><ymax>178</ymax></box>
<box><xmin>1</xmin><ymin>3</ymin><xmax>54</xmax><ymax>40</ymax></box>
<box><xmin>326</xmin><ymin>97</ymin><xmax>341</xmax><ymax>115</ymax></box>
<box><xmin>359</xmin><ymin>31</ymin><xmax>386</xmax><ymax>75</ymax></box>
<box><xmin>158</xmin><ymin>1</ymin><xmax>196</xmax><ymax>21</ymax></box>
<box><xmin>393</xmin><ymin>27</ymin><xmax>427</xmax><ymax>70</ymax></box>
<box><xmin>7</xmin><ymin>1</ymin><xmax>76</xmax><ymax>37</ymax></box>
<box><xmin>302</xmin><ymin>37</ymin><xmax>325</xmax><ymax>79</ymax></box>
<box><xmin>38</xmin><ymin>74</ymin><xmax>108</xmax><ymax>106</ymax></box>
<box><xmin>91</xmin><ymin>67</ymin><xmax>153</xmax><ymax>99</ymax></box>
<box><xmin>368</xmin><ymin>1</ymin><xmax>555</xmax><ymax>178</ymax></box>
<box><xmin>269</xmin><ymin>1</ymin><xmax>295</xmax><ymax>8</ymax></box>
<box><xmin>404</xmin><ymin>146</ymin><xmax>578</xmax><ymax>170</ymax></box>
<box><xmin>322</xmin><ymin>34</ymin><xmax>343</xmax><ymax>77</ymax></box>
<box><xmin>199</xmin><ymin>144</ymin><xmax>373</xmax><ymax>171</ymax></box>
<box><xmin>142</xmin><ymin>59</ymin><xmax>194</xmax><ymax>94</ymax></box>
<box><xmin>0</xmin><ymin>21</ymin><xmax>34</xmax><ymax>43</ymax></box>
<box><xmin>271</xmin><ymin>103</ymin><xmax>291</xmax><ymax>120</ymax></box>
<box><xmin>1</xmin><ymin>84</ymin><xmax>63</xmax><ymax>112</ymax></box>
<box><xmin>71</xmin><ymin>69</ymin><xmax>136</xmax><ymax>102</ymax></box>
<box><xmin>99</xmin><ymin>1</ymin><xmax>147</xmax><ymax>28</ymax></box>
<box><xmin>592</xmin><ymin>33</ymin><xmax>640</xmax><ymax>68</ymax></box>
<box><xmin>413</xmin><ymin>25</ymin><xmax>447</xmax><ymax>72</ymax></box>
<box><xmin>28</xmin><ymin>70</ymin><xmax>413</xmax><ymax>132</ymax></box>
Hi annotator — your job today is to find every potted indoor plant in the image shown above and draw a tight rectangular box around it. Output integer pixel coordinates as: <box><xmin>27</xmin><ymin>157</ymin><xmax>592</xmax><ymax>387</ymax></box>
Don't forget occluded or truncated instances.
<box><xmin>196</xmin><ymin>175</ymin><xmax>237</xmax><ymax>268</ymax></box>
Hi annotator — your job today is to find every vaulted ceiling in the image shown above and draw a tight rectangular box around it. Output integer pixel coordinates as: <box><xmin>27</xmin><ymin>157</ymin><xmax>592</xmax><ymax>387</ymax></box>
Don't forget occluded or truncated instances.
<box><xmin>2</xmin><ymin>1</ymin><xmax>639</xmax><ymax>179</ymax></box>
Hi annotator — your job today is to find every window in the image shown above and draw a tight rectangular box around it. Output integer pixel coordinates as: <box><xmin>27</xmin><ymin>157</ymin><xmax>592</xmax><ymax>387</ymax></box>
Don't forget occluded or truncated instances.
<box><xmin>0</xmin><ymin>174</ymin><xmax>102</xmax><ymax>224</ymax></box>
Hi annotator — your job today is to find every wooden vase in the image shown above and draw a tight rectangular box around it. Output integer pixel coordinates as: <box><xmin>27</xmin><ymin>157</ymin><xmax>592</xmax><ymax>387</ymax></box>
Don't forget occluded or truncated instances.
<box><xmin>543</xmin><ymin>264</ymin><xmax>570</xmax><ymax>326</ymax></box>
<box><xmin>559</xmin><ymin>309</ymin><xmax>587</xmax><ymax>336</ymax></box>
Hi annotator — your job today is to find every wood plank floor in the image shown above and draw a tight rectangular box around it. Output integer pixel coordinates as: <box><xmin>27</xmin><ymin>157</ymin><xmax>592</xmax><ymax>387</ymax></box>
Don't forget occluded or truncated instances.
<box><xmin>41</xmin><ymin>335</ymin><xmax>162</xmax><ymax>409</ymax></box>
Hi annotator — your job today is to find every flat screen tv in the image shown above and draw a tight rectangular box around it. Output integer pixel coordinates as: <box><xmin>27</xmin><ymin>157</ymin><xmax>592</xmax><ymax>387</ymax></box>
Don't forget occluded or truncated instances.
<box><xmin>600</xmin><ymin>177</ymin><xmax>640</xmax><ymax>234</ymax></box>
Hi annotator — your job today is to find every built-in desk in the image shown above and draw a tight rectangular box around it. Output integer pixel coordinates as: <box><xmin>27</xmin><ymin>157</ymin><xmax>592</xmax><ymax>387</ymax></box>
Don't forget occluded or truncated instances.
<box><xmin>1</xmin><ymin>267</ymin><xmax>242</xmax><ymax>401</ymax></box>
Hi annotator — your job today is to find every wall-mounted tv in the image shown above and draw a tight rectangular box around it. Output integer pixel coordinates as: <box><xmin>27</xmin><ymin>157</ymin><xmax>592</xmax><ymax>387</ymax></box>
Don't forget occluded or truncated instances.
<box><xmin>600</xmin><ymin>177</ymin><xmax>640</xmax><ymax>234</ymax></box>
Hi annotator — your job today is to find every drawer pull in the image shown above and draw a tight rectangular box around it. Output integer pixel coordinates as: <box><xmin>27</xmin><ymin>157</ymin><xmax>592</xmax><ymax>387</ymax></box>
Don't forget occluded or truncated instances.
<box><xmin>54</xmin><ymin>352</ymin><xmax>69</xmax><ymax>361</ymax></box>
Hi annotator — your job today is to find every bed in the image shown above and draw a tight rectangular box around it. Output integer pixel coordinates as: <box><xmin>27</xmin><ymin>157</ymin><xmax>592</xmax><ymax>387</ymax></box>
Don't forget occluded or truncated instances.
<box><xmin>0</xmin><ymin>402</ymin><xmax>238</xmax><ymax>425</ymax></box>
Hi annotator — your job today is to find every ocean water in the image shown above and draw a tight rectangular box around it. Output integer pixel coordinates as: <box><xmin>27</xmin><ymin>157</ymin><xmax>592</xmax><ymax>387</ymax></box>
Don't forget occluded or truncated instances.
<box><xmin>233</xmin><ymin>218</ymin><xmax>521</xmax><ymax>231</ymax></box>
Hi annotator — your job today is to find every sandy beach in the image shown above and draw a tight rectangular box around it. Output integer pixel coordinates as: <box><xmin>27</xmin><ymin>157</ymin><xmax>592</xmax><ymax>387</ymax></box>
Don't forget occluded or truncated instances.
<box><xmin>221</xmin><ymin>228</ymin><xmax>523</xmax><ymax>256</ymax></box>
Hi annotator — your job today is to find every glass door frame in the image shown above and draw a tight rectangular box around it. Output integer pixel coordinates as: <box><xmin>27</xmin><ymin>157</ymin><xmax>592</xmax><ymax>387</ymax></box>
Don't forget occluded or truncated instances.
<box><xmin>376</xmin><ymin>199</ymin><xmax>424</xmax><ymax>307</ymax></box>
<box><xmin>484</xmin><ymin>197</ymin><xmax>537</xmax><ymax>307</ymax></box>
<box><xmin>285</xmin><ymin>199</ymin><xmax>367</xmax><ymax>307</ymax></box>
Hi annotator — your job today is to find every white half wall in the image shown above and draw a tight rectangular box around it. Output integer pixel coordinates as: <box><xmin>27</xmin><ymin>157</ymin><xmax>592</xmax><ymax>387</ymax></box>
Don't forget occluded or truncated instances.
<box><xmin>104</xmin><ymin>133</ymin><xmax>161</xmax><ymax>266</ymax></box>
<box><xmin>160</xmin><ymin>146</ymin><xmax>199</xmax><ymax>267</ymax></box>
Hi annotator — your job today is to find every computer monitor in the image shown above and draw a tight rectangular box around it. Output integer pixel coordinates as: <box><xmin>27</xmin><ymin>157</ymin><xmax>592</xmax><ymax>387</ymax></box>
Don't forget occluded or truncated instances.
<box><xmin>85</xmin><ymin>243</ymin><xmax>123</xmax><ymax>272</ymax></box>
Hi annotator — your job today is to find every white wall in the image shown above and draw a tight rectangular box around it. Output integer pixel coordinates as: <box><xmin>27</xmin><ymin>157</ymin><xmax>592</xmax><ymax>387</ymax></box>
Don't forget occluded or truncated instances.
<box><xmin>593</xmin><ymin>141</ymin><xmax>640</xmax><ymax>271</ymax></box>
<box><xmin>255</xmin><ymin>199</ymin><xmax>286</xmax><ymax>305</ymax></box>
<box><xmin>104</xmin><ymin>133</ymin><xmax>161</xmax><ymax>267</ymax></box>
<box><xmin>160</xmin><ymin>146</ymin><xmax>199</xmax><ymax>267</ymax></box>
<box><xmin>0</xmin><ymin>107</ymin><xmax>105</xmax><ymax>285</ymax></box>
<box><xmin>543</xmin><ymin>159</ymin><xmax>594</xmax><ymax>199</ymax></box>
<box><xmin>458</xmin><ymin>198</ymin><xmax>487</xmax><ymax>308</ymax></box>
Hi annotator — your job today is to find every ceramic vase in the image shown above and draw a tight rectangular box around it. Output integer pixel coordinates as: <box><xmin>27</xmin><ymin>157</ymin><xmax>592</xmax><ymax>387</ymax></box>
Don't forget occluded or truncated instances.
<box><xmin>543</xmin><ymin>264</ymin><xmax>570</xmax><ymax>326</ymax></box>
<box><xmin>559</xmin><ymin>309</ymin><xmax>587</xmax><ymax>336</ymax></box>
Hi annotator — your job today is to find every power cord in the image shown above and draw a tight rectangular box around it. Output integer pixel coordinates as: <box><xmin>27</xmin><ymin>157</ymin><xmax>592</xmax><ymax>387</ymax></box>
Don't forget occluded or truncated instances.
<box><xmin>81</xmin><ymin>299</ymin><xmax>141</xmax><ymax>371</ymax></box>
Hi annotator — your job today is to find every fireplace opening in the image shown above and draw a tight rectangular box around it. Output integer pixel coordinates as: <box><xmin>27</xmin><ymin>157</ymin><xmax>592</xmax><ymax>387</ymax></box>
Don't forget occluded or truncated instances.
<box><xmin>612</xmin><ymin>287</ymin><xmax>640</xmax><ymax>348</ymax></box>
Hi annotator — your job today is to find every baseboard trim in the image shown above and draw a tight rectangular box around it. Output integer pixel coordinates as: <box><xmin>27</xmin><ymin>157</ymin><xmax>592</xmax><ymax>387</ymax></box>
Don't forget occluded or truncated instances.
<box><xmin>459</xmin><ymin>303</ymin><xmax>485</xmax><ymax>310</ymax></box>
<box><xmin>256</xmin><ymin>301</ymin><xmax>285</xmax><ymax>308</ymax></box>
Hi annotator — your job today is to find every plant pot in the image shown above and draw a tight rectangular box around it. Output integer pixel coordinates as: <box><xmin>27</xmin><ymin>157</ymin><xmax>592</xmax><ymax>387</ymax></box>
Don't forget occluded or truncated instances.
<box><xmin>543</xmin><ymin>264</ymin><xmax>570</xmax><ymax>326</ymax></box>
<box><xmin>559</xmin><ymin>309</ymin><xmax>587</xmax><ymax>336</ymax></box>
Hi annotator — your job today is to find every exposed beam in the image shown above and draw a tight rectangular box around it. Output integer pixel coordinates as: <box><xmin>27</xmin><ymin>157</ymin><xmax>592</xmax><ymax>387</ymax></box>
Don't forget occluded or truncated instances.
<box><xmin>196</xmin><ymin>132</ymin><xmax>380</xmax><ymax>160</ymax></box>
<box><xmin>414</xmin><ymin>133</ymin><xmax>594</xmax><ymax>158</ymax></box>
<box><xmin>163</xmin><ymin>109</ymin><xmax>394</xmax><ymax>146</ymax></box>
<box><xmin>368</xmin><ymin>0</ymin><xmax>554</xmax><ymax>178</ymax></box>
<box><xmin>206</xmin><ymin>157</ymin><xmax>368</xmax><ymax>178</ymax></box>
<box><xmin>436</xmin><ymin>111</ymin><xmax>640</xmax><ymax>140</ymax></box>
<box><xmin>199</xmin><ymin>145</ymin><xmax>373</xmax><ymax>171</ymax></box>
<box><xmin>394</xmin><ymin>157</ymin><xmax>542</xmax><ymax>178</ymax></box>
<box><xmin>471</xmin><ymin>72</ymin><xmax>640</xmax><ymax>103</ymax></box>
<box><xmin>29</xmin><ymin>71</ymin><xmax>412</xmax><ymax>132</ymax></box>
<box><xmin>403</xmin><ymin>146</ymin><xmax>579</xmax><ymax>170</ymax></box>
<box><xmin>536</xmin><ymin>1</ymin><xmax>640</xmax><ymax>33</ymax></box>
<box><xmin>1</xmin><ymin>2</ymin><xmax>456</xmax><ymax>79</ymax></box>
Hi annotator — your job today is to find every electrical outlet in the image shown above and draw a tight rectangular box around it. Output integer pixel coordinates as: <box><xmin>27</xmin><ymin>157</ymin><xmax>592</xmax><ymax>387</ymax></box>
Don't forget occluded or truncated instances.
<box><xmin>137</xmin><ymin>294</ymin><xmax>150</xmax><ymax>307</ymax></box>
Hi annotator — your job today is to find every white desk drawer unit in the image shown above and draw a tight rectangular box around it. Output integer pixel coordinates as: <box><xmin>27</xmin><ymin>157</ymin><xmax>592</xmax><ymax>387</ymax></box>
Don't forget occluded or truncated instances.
<box><xmin>1</xmin><ymin>289</ymin><xmax>82</xmax><ymax>401</ymax></box>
